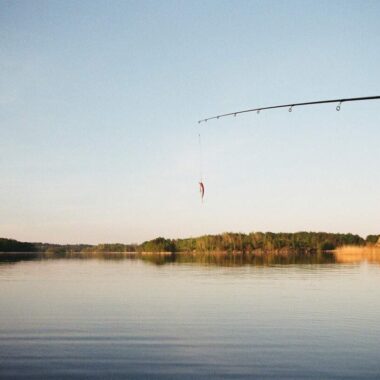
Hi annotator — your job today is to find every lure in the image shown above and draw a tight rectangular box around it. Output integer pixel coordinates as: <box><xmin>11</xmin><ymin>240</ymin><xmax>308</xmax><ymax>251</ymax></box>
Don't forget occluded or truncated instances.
<box><xmin>199</xmin><ymin>181</ymin><xmax>205</xmax><ymax>201</ymax></box>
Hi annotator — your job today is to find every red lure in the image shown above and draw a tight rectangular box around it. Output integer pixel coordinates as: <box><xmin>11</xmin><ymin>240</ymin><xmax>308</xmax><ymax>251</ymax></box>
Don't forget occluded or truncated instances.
<box><xmin>199</xmin><ymin>181</ymin><xmax>205</xmax><ymax>201</ymax></box>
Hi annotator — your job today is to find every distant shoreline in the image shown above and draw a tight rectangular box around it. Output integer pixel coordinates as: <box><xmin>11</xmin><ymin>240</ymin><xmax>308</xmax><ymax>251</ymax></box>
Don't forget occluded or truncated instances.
<box><xmin>1</xmin><ymin>232</ymin><xmax>379</xmax><ymax>256</ymax></box>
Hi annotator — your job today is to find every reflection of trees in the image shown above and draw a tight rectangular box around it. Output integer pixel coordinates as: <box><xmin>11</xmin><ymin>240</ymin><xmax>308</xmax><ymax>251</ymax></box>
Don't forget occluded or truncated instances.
<box><xmin>0</xmin><ymin>252</ymin><xmax>40</xmax><ymax>264</ymax></box>
<box><xmin>111</xmin><ymin>251</ymin><xmax>338</xmax><ymax>267</ymax></box>
<box><xmin>4</xmin><ymin>249</ymin><xmax>380</xmax><ymax>267</ymax></box>
<box><xmin>334</xmin><ymin>247</ymin><xmax>380</xmax><ymax>264</ymax></box>
<box><xmin>0</xmin><ymin>251</ymin><xmax>137</xmax><ymax>264</ymax></box>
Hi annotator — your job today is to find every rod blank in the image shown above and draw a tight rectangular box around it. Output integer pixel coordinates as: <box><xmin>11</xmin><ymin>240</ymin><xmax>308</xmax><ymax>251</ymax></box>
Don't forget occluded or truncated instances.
<box><xmin>198</xmin><ymin>96</ymin><xmax>380</xmax><ymax>124</ymax></box>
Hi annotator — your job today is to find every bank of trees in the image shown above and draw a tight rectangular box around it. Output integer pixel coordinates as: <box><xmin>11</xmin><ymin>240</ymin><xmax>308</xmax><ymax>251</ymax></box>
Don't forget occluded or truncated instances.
<box><xmin>138</xmin><ymin>232</ymin><xmax>365</xmax><ymax>253</ymax></box>
<box><xmin>138</xmin><ymin>237</ymin><xmax>176</xmax><ymax>253</ymax></box>
<box><xmin>0</xmin><ymin>232</ymin><xmax>374</xmax><ymax>254</ymax></box>
<box><xmin>82</xmin><ymin>243</ymin><xmax>137</xmax><ymax>253</ymax></box>
<box><xmin>366</xmin><ymin>235</ymin><xmax>380</xmax><ymax>245</ymax></box>
<box><xmin>0</xmin><ymin>238</ymin><xmax>36</xmax><ymax>252</ymax></box>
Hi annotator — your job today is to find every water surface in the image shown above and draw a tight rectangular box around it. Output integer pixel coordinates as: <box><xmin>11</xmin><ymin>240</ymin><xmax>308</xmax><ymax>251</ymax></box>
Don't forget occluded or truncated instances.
<box><xmin>1</xmin><ymin>254</ymin><xmax>380</xmax><ymax>379</ymax></box>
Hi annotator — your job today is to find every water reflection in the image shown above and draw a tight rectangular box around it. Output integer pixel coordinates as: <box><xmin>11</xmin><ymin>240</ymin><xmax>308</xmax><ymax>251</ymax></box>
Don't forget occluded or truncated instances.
<box><xmin>334</xmin><ymin>246</ymin><xmax>380</xmax><ymax>264</ymax></box>
<box><xmin>2</xmin><ymin>249</ymin><xmax>379</xmax><ymax>266</ymax></box>
<box><xmin>1</xmin><ymin>249</ymin><xmax>380</xmax><ymax>379</ymax></box>
<box><xmin>140</xmin><ymin>252</ymin><xmax>338</xmax><ymax>266</ymax></box>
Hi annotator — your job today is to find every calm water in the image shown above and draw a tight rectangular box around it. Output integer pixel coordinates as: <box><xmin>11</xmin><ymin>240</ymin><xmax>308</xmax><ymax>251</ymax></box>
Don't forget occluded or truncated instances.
<box><xmin>1</xmin><ymin>254</ymin><xmax>380</xmax><ymax>379</ymax></box>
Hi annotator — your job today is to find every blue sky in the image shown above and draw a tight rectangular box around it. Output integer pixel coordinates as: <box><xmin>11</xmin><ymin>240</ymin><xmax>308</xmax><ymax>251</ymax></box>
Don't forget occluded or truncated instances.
<box><xmin>1</xmin><ymin>0</ymin><xmax>380</xmax><ymax>244</ymax></box>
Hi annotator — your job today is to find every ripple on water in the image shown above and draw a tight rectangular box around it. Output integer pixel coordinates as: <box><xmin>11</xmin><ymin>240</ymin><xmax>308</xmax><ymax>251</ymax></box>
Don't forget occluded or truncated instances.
<box><xmin>1</xmin><ymin>258</ymin><xmax>380</xmax><ymax>379</ymax></box>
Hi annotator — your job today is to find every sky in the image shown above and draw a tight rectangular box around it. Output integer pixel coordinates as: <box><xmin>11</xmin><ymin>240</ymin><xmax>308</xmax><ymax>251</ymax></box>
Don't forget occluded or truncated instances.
<box><xmin>1</xmin><ymin>0</ymin><xmax>380</xmax><ymax>244</ymax></box>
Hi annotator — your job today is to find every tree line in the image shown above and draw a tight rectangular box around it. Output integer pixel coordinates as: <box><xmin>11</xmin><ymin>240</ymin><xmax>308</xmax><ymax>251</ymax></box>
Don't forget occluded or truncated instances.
<box><xmin>1</xmin><ymin>232</ymin><xmax>379</xmax><ymax>253</ymax></box>
<box><xmin>0</xmin><ymin>238</ymin><xmax>36</xmax><ymax>252</ymax></box>
<box><xmin>138</xmin><ymin>232</ymin><xmax>367</xmax><ymax>253</ymax></box>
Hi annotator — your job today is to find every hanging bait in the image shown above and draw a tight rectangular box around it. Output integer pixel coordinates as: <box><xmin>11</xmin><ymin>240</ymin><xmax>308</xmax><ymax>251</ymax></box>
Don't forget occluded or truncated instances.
<box><xmin>199</xmin><ymin>181</ymin><xmax>205</xmax><ymax>201</ymax></box>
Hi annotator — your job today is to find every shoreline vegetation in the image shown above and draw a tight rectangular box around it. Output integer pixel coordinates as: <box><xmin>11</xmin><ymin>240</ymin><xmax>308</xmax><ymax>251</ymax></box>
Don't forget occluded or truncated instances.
<box><xmin>1</xmin><ymin>232</ymin><xmax>379</xmax><ymax>255</ymax></box>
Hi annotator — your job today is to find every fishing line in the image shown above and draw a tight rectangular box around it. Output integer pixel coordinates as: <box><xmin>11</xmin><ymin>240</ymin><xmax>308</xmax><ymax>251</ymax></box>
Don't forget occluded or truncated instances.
<box><xmin>198</xmin><ymin>133</ymin><xmax>203</xmax><ymax>182</ymax></box>
<box><xmin>198</xmin><ymin>133</ymin><xmax>205</xmax><ymax>202</ymax></box>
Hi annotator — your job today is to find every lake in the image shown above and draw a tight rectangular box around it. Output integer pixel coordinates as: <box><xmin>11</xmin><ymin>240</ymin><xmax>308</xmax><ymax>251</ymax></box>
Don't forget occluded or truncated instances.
<box><xmin>1</xmin><ymin>253</ymin><xmax>380</xmax><ymax>379</ymax></box>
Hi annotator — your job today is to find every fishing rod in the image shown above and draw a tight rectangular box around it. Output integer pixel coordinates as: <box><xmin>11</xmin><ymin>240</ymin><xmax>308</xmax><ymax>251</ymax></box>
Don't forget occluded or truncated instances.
<box><xmin>198</xmin><ymin>95</ymin><xmax>380</xmax><ymax>124</ymax></box>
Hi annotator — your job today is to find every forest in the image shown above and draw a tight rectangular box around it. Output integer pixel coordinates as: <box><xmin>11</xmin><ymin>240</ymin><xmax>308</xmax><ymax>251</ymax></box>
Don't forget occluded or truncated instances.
<box><xmin>138</xmin><ymin>232</ymin><xmax>368</xmax><ymax>253</ymax></box>
<box><xmin>1</xmin><ymin>232</ymin><xmax>379</xmax><ymax>254</ymax></box>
